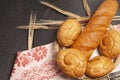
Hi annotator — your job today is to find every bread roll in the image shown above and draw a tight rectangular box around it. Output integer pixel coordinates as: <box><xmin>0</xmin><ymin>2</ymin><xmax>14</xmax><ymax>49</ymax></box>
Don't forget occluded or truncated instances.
<box><xmin>98</xmin><ymin>30</ymin><xmax>120</xmax><ymax>59</ymax></box>
<box><xmin>56</xmin><ymin>48</ymin><xmax>87</xmax><ymax>78</ymax></box>
<box><xmin>71</xmin><ymin>0</ymin><xmax>118</xmax><ymax>60</ymax></box>
<box><xmin>57</xmin><ymin>19</ymin><xmax>81</xmax><ymax>47</ymax></box>
<box><xmin>86</xmin><ymin>56</ymin><xmax>114</xmax><ymax>78</ymax></box>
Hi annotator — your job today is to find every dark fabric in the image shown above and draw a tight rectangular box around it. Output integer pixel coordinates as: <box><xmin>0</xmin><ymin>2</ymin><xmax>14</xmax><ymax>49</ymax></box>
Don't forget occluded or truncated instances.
<box><xmin>0</xmin><ymin>0</ymin><xmax>120</xmax><ymax>80</ymax></box>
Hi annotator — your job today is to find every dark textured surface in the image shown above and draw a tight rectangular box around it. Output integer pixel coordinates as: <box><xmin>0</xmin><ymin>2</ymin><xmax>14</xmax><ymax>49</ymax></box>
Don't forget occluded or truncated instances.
<box><xmin>0</xmin><ymin>0</ymin><xmax>49</xmax><ymax>80</ymax></box>
<box><xmin>0</xmin><ymin>0</ymin><xmax>120</xmax><ymax>80</ymax></box>
<box><xmin>42</xmin><ymin>0</ymin><xmax>120</xmax><ymax>24</ymax></box>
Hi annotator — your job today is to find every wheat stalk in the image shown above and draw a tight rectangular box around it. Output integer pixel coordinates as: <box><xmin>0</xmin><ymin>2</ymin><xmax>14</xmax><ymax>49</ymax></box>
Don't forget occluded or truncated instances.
<box><xmin>82</xmin><ymin>0</ymin><xmax>91</xmax><ymax>17</ymax></box>
<box><xmin>28</xmin><ymin>13</ymin><xmax>36</xmax><ymax>50</ymax></box>
<box><xmin>40</xmin><ymin>1</ymin><xmax>81</xmax><ymax>19</ymax></box>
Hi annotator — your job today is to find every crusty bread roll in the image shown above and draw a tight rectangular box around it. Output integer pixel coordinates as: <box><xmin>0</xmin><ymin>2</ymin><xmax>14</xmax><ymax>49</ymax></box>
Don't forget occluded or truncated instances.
<box><xmin>71</xmin><ymin>0</ymin><xmax>118</xmax><ymax>60</ymax></box>
<box><xmin>98</xmin><ymin>30</ymin><xmax>120</xmax><ymax>59</ymax></box>
<box><xmin>56</xmin><ymin>48</ymin><xmax>87</xmax><ymax>78</ymax></box>
<box><xmin>86</xmin><ymin>56</ymin><xmax>114</xmax><ymax>78</ymax></box>
<box><xmin>57</xmin><ymin>19</ymin><xmax>81</xmax><ymax>47</ymax></box>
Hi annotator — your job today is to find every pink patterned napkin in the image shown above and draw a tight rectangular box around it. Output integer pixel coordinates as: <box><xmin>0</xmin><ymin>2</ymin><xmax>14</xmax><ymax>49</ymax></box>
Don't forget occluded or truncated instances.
<box><xmin>112</xmin><ymin>24</ymin><xmax>120</xmax><ymax>32</ymax></box>
<box><xmin>10</xmin><ymin>43</ymin><xmax>74</xmax><ymax>80</ymax></box>
<box><xmin>10</xmin><ymin>24</ymin><xmax>120</xmax><ymax>80</ymax></box>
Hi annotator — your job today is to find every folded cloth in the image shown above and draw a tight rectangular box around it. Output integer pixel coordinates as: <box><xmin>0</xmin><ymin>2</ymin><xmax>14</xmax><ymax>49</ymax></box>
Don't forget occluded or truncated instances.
<box><xmin>10</xmin><ymin>43</ymin><xmax>74</xmax><ymax>80</ymax></box>
<box><xmin>10</xmin><ymin>24</ymin><xmax>120</xmax><ymax>80</ymax></box>
<box><xmin>112</xmin><ymin>24</ymin><xmax>120</xmax><ymax>32</ymax></box>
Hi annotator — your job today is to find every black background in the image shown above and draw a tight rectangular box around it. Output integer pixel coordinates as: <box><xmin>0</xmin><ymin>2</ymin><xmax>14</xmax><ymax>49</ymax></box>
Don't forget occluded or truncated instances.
<box><xmin>0</xmin><ymin>0</ymin><xmax>120</xmax><ymax>80</ymax></box>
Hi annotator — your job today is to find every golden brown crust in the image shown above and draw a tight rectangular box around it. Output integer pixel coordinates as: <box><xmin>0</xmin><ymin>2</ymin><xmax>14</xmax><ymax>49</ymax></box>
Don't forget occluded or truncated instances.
<box><xmin>98</xmin><ymin>30</ymin><xmax>120</xmax><ymax>59</ymax></box>
<box><xmin>72</xmin><ymin>0</ymin><xmax>118</xmax><ymax>60</ymax></box>
<box><xmin>56</xmin><ymin>48</ymin><xmax>87</xmax><ymax>78</ymax></box>
<box><xmin>86</xmin><ymin>56</ymin><xmax>114</xmax><ymax>78</ymax></box>
<box><xmin>57</xmin><ymin>19</ymin><xmax>81</xmax><ymax>47</ymax></box>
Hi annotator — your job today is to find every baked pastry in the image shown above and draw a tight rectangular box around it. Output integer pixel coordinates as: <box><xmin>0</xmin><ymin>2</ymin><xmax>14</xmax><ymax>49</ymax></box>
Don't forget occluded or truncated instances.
<box><xmin>98</xmin><ymin>30</ymin><xmax>120</xmax><ymax>59</ymax></box>
<box><xmin>71</xmin><ymin>0</ymin><xmax>118</xmax><ymax>60</ymax></box>
<box><xmin>56</xmin><ymin>48</ymin><xmax>87</xmax><ymax>78</ymax></box>
<box><xmin>57</xmin><ymin>19</ymin><xmax>81</xmax><ymax>47</ymax></box>
<box><xmin>86</xmin><ymin>56</ymin><xmax>114</xmax><ymax>78</ymax></box>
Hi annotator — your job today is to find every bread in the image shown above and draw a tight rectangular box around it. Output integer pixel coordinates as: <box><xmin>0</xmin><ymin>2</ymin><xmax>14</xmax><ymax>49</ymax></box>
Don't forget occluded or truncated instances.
<box><xmin>57</xmin><ymin>19</ymin><xmax>81</xmax><ymax>47</ymax></box>
<box><xmin>56</xmin><ymin>48</ymin><xmax>87</xmax><ymax>78</ymax></box>
<box><xmin>86</xmin><ymin>56</ymin><xmax>114</xmax><ymax>78</ymax></box>
<box><xmin>98</xmin><ymin>30</ymin><xmax>120</xmax><ymax>59</ymax></box>
<box><xmin>71</xmin><ymin>0</ymin><xmax>118</xmax><ymax>60</ymax></box>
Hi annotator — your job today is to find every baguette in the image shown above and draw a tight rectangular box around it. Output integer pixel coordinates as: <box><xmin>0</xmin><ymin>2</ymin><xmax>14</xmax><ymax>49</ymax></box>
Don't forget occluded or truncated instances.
<box><xmin>72</xmin><ymin>0</ymin><xmax>118</xmax><ymax>60</ymax></box>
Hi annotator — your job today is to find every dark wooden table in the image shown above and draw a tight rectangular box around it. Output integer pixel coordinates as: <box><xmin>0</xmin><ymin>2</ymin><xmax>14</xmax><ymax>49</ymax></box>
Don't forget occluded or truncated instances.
<box><xmin>0</xmin><ymin>0</ymin><xmax>120</xmax><ymax>80</ymax></box>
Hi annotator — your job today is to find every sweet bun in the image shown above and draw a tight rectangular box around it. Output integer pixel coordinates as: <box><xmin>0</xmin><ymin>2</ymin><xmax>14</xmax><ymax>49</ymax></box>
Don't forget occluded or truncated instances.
<box><xmin>86</xmin><ymin>56</ymin><xmax>114</xmax><ymax>78</ymax></box>
<box><xmin>98</xmin><ymin>30</ymin><xmax>120</xmax><ymax>59</ymax></box>
<box><xmin>56</xmin><ymin>48</ymin><xmax>87</xmax><ymax>78</ymax></box>
<box><xmin>57</xmin><ymin>19</ymin><xmax>81</xmax><ymax>47</ymax></box>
